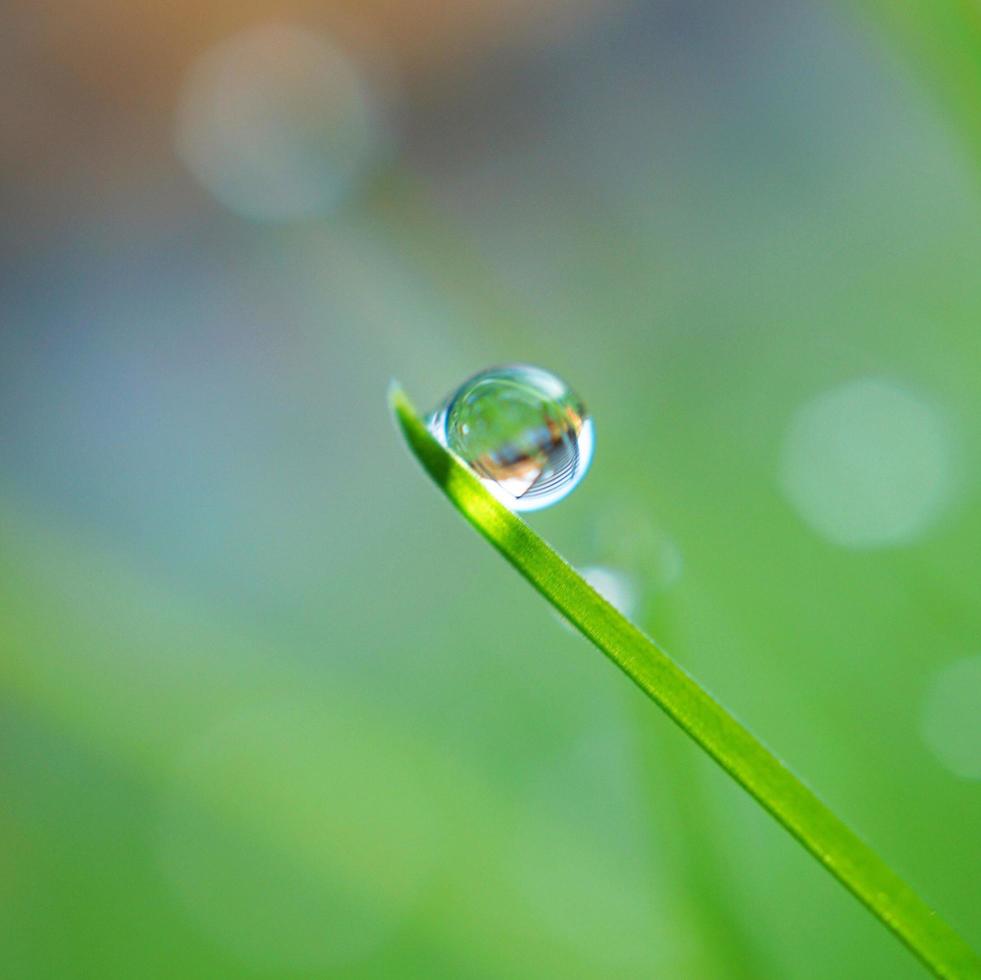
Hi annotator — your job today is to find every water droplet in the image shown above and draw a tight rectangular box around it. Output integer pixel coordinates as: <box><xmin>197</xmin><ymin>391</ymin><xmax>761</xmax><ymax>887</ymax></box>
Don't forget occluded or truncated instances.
<box><xmin>582</xmin><ymin>565</ymin><xmax>637</xmax><ymax>618</ymax></box>
<box><xmin>428</xmin><ymin>365</ymin><xmax>594</xmax><ymax>512</ymax></box>
<box><xmin>555</xmin><ymin>565</ymin><xmax>636</xmax><ymax>634</ymax></box>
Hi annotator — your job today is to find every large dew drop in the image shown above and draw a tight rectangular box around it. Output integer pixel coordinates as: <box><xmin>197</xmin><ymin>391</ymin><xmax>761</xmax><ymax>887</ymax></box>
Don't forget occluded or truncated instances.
<box><xmin>428</xmin><ymin>365</ymin><xmax>594</xmax><ymax>512</ymax></box>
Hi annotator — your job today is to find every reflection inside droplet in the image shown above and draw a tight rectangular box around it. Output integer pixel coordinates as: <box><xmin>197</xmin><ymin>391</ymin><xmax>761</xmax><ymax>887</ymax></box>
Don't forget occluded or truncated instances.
<box><xmin>428</xmin><ymin>364</ymin><xmax>594</xmax><ymax>512</ymax></box>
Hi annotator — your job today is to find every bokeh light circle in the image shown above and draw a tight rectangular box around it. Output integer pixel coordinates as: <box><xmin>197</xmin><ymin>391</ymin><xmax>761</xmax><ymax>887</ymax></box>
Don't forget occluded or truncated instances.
<box><xmin>176</xmin><ymin>23</ymin><xmax>387</xmax><ymax>221</ymax></box>
<box><xmin>778</xmin><ymin>378</ymin><xmax>954</xmax><ymax>548</ymax></box>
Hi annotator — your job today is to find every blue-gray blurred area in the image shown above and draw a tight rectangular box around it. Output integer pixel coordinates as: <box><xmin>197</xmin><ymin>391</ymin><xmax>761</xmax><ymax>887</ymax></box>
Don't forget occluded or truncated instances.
<box><xmin>2</xmin><ymin>0</ymin><xmax>979</xmax><ymax>976</ymax></box>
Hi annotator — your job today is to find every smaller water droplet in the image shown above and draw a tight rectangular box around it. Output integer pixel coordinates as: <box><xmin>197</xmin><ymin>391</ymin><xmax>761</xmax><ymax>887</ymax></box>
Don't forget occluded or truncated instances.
<box><xmin>554</xmin><ymin>565</ymin><xmax>636</xmax><ymax>635</ymax></box>
<box><xmin>428</xmin><ymin>365</ymin><xmax>594</xmax><ymax>512</ymax></box>
<box><xmin>582</xmin><ymin>566</ymin><xmax>637</xmax><ymax>618</ymax></box>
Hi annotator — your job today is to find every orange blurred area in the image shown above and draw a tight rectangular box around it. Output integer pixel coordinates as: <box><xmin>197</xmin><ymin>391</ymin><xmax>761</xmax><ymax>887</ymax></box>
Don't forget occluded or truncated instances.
<box><xmin>7</xmin><ymin>0</ymin><xmax>614</xmax><ymax>122</ymax></box>
<box><xmin>3</xmin><ymin>0</ymin><xmax>619</xmax><ymax>240</ymax></box>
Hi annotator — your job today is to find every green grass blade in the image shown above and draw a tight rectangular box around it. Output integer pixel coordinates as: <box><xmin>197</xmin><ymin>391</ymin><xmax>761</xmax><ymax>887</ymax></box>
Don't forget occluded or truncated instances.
<box><xmin>389</xmin><ymin>381</ymin><xmax>981</xmax><ymax>979</ymax></box>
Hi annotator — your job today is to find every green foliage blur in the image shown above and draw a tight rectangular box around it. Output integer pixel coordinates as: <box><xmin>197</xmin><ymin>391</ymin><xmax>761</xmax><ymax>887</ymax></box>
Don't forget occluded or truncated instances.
<box><xmin>2</xmin><ymin>0</ymin><xmax>979</xmax><ymax>976</ymax></box>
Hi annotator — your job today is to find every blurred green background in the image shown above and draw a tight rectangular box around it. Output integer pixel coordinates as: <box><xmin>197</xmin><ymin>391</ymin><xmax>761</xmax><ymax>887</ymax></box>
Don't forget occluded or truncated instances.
<box><xmin>2</xmin><ymin>0</ymin><xmax>979</xmax><ymax>976</ymax></box>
